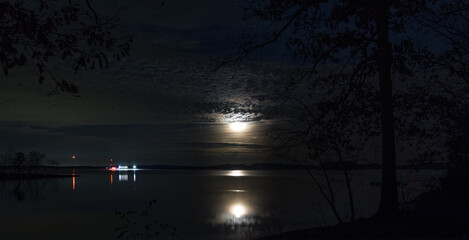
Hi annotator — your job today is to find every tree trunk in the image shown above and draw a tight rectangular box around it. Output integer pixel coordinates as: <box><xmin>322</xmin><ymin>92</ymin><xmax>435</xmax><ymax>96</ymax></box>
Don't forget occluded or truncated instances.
<box><xmin>333</xmin><ymin>143</ymin><xmax>355</xmax><ymax>221</ymax></box>
<box><xmin>376</xmin><ymin>1</ymin><xmax>398</xmax><ymax>216</ymax></box>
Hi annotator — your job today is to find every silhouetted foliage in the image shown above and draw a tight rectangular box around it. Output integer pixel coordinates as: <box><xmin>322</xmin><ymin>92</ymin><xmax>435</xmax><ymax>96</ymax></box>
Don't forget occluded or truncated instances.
<box><xmin>0</xmin><ymin>0</ymin><xmax>132</xmax><ymax>94</ymax></box>
<box><xmin>240</xmin><ymin>0</ymin><xmax>469</xmax><ymax>219</ymax></box>
<box><xmin>28</xmin><ymin>150</ymin><xmax>45</xmax><ymax>167</ymax></box>
<box><xmin>47</xmin><ymin>159</ymin><xmax>59</xmax><ymax>167</ymax></box>
<box><xmin>440</xmin><ymin>112</ymin><xmax>469</xmax><ymax>205</ymax></box>
<box><xmin>12</xmin><ymin>151</ymin><xmax>26</xmax><ymax>173</ymax></box>
<box><xmin>113</xmin><ymin>199</ymin><xmax>178</xmax><ymax>240</ymax></box>
<box><xmin>1</xmin><ymin>145</ymin><xmax>14</xmax><ymax>168</ymax></box>
<box><xmin>1</xmin><ymin>149</ymin><xmax>46</xmax><ymax>167</ymax></box>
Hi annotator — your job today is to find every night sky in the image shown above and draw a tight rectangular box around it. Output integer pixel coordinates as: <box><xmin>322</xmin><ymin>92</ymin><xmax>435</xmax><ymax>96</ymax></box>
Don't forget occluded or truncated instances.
<box><xmin>0</xmin><ymin>0</ymin><xmax>295</xmax><ymax>166</ymax></box>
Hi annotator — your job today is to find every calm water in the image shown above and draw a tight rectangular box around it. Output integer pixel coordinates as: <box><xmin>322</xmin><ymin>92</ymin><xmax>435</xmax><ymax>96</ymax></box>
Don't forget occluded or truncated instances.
<box><xmin>0</xmin><ymin>169</ymin><xmax>441</xmax><ymax>239</ymax></box>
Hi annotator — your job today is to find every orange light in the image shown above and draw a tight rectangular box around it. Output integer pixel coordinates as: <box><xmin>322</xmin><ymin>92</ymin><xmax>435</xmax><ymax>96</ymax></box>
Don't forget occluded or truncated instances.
<box><xmin>110</xmin><ymin>174</ymin><xmax>113</xmax><ymax>185</ymax></box>
<box><xmin>72</xmin><ymin>176</ymin><xmax>76</xmax><ymax>190</ymax></box>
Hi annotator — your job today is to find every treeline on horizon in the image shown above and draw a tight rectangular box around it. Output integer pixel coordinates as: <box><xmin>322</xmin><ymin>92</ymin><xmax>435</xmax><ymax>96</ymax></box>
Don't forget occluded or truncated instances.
<box><xmin>0</xmin><ymin>147</ymin><xmax>57</xmax><ymax>171</ymax></box>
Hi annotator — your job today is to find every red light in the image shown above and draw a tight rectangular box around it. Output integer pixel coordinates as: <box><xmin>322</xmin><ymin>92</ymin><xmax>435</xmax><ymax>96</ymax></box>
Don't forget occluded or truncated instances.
<box><xmin>109</xmin><ymin>166</ymin><xmax>117</xmax><ymax>171</ymax></box>
<box><xmin>72</xmin><ymin>155</ymin><xmax>76</xmax><ymax>159</ymax></box>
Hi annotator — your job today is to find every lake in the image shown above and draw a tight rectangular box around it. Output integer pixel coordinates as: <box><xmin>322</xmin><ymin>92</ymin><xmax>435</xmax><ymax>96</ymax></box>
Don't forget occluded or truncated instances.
<box><xmin>0</xmin><ymin>169</ymin><xmax>441</xmax><ymax>239</ymax></box>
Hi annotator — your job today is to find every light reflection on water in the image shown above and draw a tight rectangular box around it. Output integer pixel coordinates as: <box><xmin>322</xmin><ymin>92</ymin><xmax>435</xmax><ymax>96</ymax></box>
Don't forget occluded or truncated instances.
<box><xmin>72</xmin><ymin>170</ymin><xmax>76</xmax><ymax>191</ymax></box>
<box><xmin>108</xmin><ymin>171</ymin><xmax>137</xmax><ymax>185</ymax></box>
<box><xmin>227</xmin><ymin>189</ymin><xmax>245</xmax><ymax>193</ymax></box>
<box><xmin>80</xmin><ymin>169</ymin><xmax>270</xmax><ymax>238</ymax></box>
<box><xmin>227</xmin><ymin>170</ymin><xmax>244</xmax><ymax>177</ymax></box>
<box><xmin>0</xmin><ymin>169</ymin><xmax>443</xmax><ymax>240</ymax></box>
<box><xmin>104</xmin><ymin>169</ymin><xmax>257</xmax><ymax>228</ymax></box>
<box><xmin>230</xmin><ymin>203</ymin><xmax>247</xmax><ymax>218</ymax></box>
<box><xmin>118</xmin><ymin>173</ymin><xmax>128</xmax><ymax>181</ymax></box>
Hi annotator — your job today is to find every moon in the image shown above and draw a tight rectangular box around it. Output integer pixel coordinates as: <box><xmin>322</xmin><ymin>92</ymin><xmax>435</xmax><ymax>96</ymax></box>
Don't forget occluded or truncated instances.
<box><xmin>229</xmin><ymin>122</ymin><xmax>247</xmax><ymax>132</ymax></box>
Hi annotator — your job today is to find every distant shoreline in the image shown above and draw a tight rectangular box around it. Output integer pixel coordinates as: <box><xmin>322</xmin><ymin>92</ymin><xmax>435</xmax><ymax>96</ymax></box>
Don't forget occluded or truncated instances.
<box><xmin>49</xmin><ymin>162</ymin><xmax>445</xmax><ymax>171</ymax></box>
<box><xmin>0</xmin><ymin>162</ymin><xmax>446</xmax><ymax>173</ymax></box>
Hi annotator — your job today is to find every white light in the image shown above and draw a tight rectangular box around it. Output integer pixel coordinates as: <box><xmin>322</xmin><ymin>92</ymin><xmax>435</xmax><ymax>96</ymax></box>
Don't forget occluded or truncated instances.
<box><xmin>228</xmin><ymin>170</ymin><xmax>244</xmax><ymax>177</ymax></box>
<box><xmin>119</xmin><ymin>174</ymin><xmax>128</xmax><ymax>181</ymax></box>
<box><xmin>133</xmin><ymin>165</ymin><xmax>136</xmax><ymax>169</ymax></box>
<box><xmin>231</xmin><ymin>204</ymin><xmax>246</xmax><ymax>218</ymax></box>
<box><xmin>228</xmin><ymin>189</ymin><xmax>245</xmax><ymax>193</ymax></box>
<box><xmin>229</xmin><ymin>122</ymin><xmax>247</xmax><ymax>132</ymax></box>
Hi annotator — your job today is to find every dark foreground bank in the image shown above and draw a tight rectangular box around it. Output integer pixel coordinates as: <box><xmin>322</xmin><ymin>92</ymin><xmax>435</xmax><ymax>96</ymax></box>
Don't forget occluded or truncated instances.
<box><xmin>261</xmin><ymin>177</ymin><xmax>469</xmax><ymax>239</ymax></box>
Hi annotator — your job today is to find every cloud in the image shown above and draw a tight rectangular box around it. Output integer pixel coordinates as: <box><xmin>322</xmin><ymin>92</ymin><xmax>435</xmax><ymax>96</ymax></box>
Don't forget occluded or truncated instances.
<box><xmin>0</xmin><ymin>0</ymin><xmax>299</xmax><ymax>165</ymax></box>
<box><xmin>1</xmin><ymin>48</ymin><xmax>294</xmax><ymax>128</ymax></box>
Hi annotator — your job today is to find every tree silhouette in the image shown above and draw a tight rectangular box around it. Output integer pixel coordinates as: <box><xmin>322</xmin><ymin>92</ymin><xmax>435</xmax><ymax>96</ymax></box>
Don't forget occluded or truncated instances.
<box><xmin>1</xmin><ymin>145</ymin><xmax>14</xmax><ymax>168</ymax></box>
<box><xmin>12</xmin><ymin>151</ymin><xmax>26</xmax><ymax>174</ymax></box>
<box><xmin>28</xmin><ymin>150</ymin><xmax>45</xmax><ymax>167</ymax></box>
<box><xmin>409</xmin><ymin>1</ymin><xmax>469</xmax><ymax>103</ymax></box>
<box><xmin>0</xmin><ymin>0</ymin><xmax>132</xmax><ymax>94</ymax></box>
<box><xmin>239</xmin><ymin>0</ymin><xmax>468</xmax><ymax>219</ymax></box>
<box><xmin>270</xmin><ymin>94</ymin><xmax>374</xmax><ymax>222</ymax></box>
